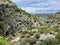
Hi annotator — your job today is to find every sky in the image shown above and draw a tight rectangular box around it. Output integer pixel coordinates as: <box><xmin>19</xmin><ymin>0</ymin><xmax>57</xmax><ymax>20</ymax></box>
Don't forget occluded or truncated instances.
<box><xmin>12</xmin><ymin>0</ymin><xmax>60</xmax><ymax>13</ymax></box>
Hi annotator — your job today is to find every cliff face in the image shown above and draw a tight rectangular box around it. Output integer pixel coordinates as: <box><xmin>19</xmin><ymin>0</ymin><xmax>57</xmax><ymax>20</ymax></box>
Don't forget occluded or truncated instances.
<box><xmin>0</xmin><ymin>0</ymin><xmax>40</xmax><ymax>36</ymax></box>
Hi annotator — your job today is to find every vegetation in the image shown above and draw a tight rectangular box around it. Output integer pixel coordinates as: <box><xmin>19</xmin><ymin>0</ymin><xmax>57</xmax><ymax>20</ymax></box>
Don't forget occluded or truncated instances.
<box><xmin>0</xmin><ymin>36</ymin><xmax>11</xmax><ymax>45</ymax></box>
<box><xmin>0</xmin><ymin>0</ymin><xmax>12</xmax><ymax>3</ymax></box>
<box><xmin>15</xmin><ymin>6</ymin><xmax>32</xmax><ymax>17</ymax></box>
<box><xmin>19</xmin><ymin>37</ymin><xmax>37</xmax><ymax>45</ymax></box>
<box><xmin>0</xmin><ymin>0</ymin><xmax>60</xmax><ymax>45</ymax></box>
<box><xmin>56</xmin><ymin>32</ymin><xmax>60</xmax><ymax>43</ymax></box>
<box><xmin>56</xmin><ymin>12</ymin><xmax>60</xmax><ymax>14</ymax></box>
<box><xmin>40</xmin><ymin>38</ymin><xmax>58</xmax><ymax>45</ymax></box>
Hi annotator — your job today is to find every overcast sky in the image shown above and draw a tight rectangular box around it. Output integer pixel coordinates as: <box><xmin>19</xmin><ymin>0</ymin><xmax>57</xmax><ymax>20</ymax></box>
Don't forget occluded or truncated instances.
<box><xmin>12</xmin><ymin>0</ymin><xmax>60</xmax><ymax>13</ymax></box>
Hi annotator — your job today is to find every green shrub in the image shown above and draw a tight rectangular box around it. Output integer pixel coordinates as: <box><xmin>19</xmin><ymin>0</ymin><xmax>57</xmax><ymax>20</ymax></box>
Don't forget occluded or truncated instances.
<box><xmin>54</xmin><ymin>25</ymin><xmax>60</xmax><ymax>32</ymax></box>
<box><xmin>40</xmin><ymin>38</ymin><xmax>58</xmax><ymax>45</ymax></box>
<box><xmin>35</xmin><ymin>33</ymin><xmax>40</xmax><ymax>39</ymax></box>
<box><xmin>0</xmin><ymin>36</ymin><xmax>11</xmax><ymax>45</ymax></box>
<box><xmin>27</xmin><ymin>37</ymin><xmax>37</xmax><ymax>44</ymax></box>
<box><xmin>56</xmin><ymin>32</ymin><xmax>60</xmax><ymax>44</ymax></box>
<box><xmin>22</xmin><ymin>30</ymin><xmax>28</xmax><ymax>34</ymax></box>
<box><xmin>20</xmin><ymin>41</ymin><xmax>27</xmax><ymax>45</ymax></box>
<box><xmin>38</xmin><ymin>27</ymin><xmax>47</xmax><ymax>33</ymax></box>
<box><xmin>20</xmin><ymin>37</ymin><xmax>37</xmax><ymax>45</ymax></box>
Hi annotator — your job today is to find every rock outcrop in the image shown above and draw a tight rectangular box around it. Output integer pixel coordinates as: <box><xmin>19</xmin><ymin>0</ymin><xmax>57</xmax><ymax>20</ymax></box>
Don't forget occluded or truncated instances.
<box><xmin>0</xmin><ymin>0</ymin><xmax>40</xmax><ymax>36</ymax></box>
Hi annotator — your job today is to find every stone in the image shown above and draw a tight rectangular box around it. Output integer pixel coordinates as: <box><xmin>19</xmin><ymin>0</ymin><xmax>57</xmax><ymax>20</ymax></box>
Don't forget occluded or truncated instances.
<box><xmin>39</xmin><ymin>33</ymin><xmax>55</xmax><ymax>41</ymax></box>
<box><xmin>25</xmin><ymin>43</ymin><xmax>30</xmax><ymax>45</ymax></box>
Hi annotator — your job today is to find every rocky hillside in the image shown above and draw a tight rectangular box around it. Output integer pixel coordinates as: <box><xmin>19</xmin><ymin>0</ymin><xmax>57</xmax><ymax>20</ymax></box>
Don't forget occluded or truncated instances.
<box><xmin>0</xmin><ymin>0</ymin><xmax>40</xmax><ymax>36</ymax></box>
<box><xmin>0</xmin><ymin>0</ymin><xmax>60</xmax><ymax>45</ymax></box>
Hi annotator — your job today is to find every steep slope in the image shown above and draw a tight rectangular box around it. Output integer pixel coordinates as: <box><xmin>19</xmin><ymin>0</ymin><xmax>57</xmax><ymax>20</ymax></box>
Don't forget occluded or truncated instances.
<box><xmin>0</xmin><ymin>0</ymin><xmax>40</xmax><ymax>36</ymax></box>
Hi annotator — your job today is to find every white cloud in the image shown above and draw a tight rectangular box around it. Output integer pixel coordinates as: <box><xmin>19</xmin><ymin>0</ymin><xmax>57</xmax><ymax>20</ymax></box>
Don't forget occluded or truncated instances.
<box><xmin>21</xmin><ymin>7</ymin><xmax>52</xmax><ymax>13</ymax></box>
<box><xmin>48</xmin><ymin>0</ymin><xmax>60</xmax><ymax>7</ymax></box>
<box><xmin>12</xmin><ymin>0</ymin><xmax>21</xmax><ymax>3</ymax></box>
<box><xmin>30</xmin><ymin>3</ymin><xmax>49</xmax><ymax>6</ymax></box>
<box><xmin>12</xmin><ymin>0</ymin><xmax>37</xmax><ymax>3</ymax></box>
<box><xmin>21</xmin><ymin>6</ymin><xmax>60</xmax><ymax>13</ymax></box>
<box><xmin>21</xmin><ymin>7</ymin><xmax>36</xmax><ymax>13</ymax></box>
<box><xmin>12</xmin><ymin>0</ymin><xmax>60</xmax><ymax>13</ymax></box>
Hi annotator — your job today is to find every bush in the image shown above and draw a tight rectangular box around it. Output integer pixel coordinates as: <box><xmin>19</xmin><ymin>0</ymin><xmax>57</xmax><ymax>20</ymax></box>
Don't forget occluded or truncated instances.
<box><xmin>45</xmin><ymin>27</ymin><xmax>55</xmax><ymax>33</ymax></box>
<box><xmin>56</xmin><ymin>32</ymin><xmax>60</xmax><ymax>44</ymax></box>
<box><xmin>40</xmin><ymin>38</ymin><xmax>58</xmax><ymax>45</ymax></box>
<box><xmin>28</xmin><ymin>37</ymin><xmax>37</xmax><ymax>44</ymax></box>
<box><xmin>20</xmin><ymin>37</ymin><xmax>37</xmax><ymax>45</ymax></box>
<box><xmin>35</xmin><ymin>33</ymin><xmax>40</xmax><ymax>39</ymax></box>
<box><xmin>22</xmin><ymin>30</ymin><xmax>28</xmax><ymax>34</ymax></box>
<box><xmin>56</xmin><ymin>32</ymin><xmax>60</xmax><ymax>40</ymax></box>
<box><xmin>38</xmin><ymin>27</ymin><xmax>46</xmax><ymax>33</ymax></box>
<box><xmin>20</xmin><ymin>41</ymin><xmax>27</xmax><ymax>45</ymax></box>
<box><xmin>0</xmin><ymin>36</ymin><xmax>11</xmax><ymax>45</ymax></box>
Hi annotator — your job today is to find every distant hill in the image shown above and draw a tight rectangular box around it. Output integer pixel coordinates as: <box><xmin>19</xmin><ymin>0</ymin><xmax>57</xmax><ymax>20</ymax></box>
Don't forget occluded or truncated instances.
<box><xmin>55</xmin><ymin>12</ymin><xmax>60</xmax><ymax>14</ymax></box>
<box><xmin>32</xmin><ymin>13</ymin><xmax>53</xmax><ymax>17</ymax></box>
